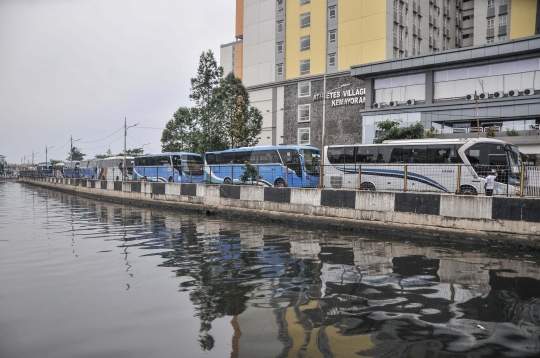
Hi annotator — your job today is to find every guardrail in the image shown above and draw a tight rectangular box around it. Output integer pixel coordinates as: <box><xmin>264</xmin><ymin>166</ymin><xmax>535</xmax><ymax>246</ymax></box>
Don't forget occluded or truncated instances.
<box><xmin>321</xmin><ymin>164</ymin><xmax>540</xmax><ymax>197</ymax></box>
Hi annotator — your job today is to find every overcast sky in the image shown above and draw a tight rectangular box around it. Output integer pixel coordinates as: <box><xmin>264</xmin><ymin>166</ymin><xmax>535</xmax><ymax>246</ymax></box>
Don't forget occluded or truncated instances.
<box><xmin>0</xmin><ymin>0</ymin><xmax>235</xmax><ymax>164</ymax></box>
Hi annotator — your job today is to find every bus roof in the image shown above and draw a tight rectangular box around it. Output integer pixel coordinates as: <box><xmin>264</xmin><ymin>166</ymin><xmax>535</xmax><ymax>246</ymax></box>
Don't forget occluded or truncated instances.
<box><xmin>99</xmin><ymin>156</ymin><xmax>134</xmax><ymax>160</ymax></box>
<box><xmin>134</xmin><ymin>152</ymin><xmax>201</xmax><ymax>158</ymax></box>
<box><xmin>206</xmin><ymin>145</ymin><xmax>320</xmax><ymax>154</ymax></box>
<box><xmin>328</xmin><ymin>138</ymin><xmax>516</xmax><ymax>147</ymax></box>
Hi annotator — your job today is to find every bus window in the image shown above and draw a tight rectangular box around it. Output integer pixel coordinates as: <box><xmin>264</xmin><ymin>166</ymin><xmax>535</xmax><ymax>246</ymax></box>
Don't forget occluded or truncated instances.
<box><xmin>278</xmin><ymin>149</ymin><xmax>300</xmax><ymax>165</ymax></box>
<box><xmin>205</xmin><ymin>154</ymin><xmax>215</xmax><ymax>165</ymax></box>
<box><xmin>390</xmin><ymin>147</ymin><xmax>403</xmax><ymax>163</ymax></box>
<box><xmin>157</xmin><ymin>156</ymin><xmax>171</xmax><ymax>166</ymax></box>
<box><xmin>356</xmin><ymin>146</ymin><xmax>378</xmax><ymax>163</ymax></box>
<box><xmin>222</xmin><ymin>152</ymin><xmax>234</xmax><ymax>164</ymax></box>
<box><xmin>251</xmin><ymin>150</ymin><xmax>279</xmax><ymax>164</ymax></box>
<box><xmin>489</xmin><ymin>155</ymin><xmax>507</xmax><ymax>166</ymax></box>
<box><xmin>344</xmin><ymin>147</ymin><xmax>355</xmax><ymax>164</ymax></box>
<box><xmin>377</xmin><ymin>147</ymin><xmax>392</xmax><ymax>163</ymax></box>
<box><xmin>405</xmin><ymin>146</ymin><xmax>428</xmax><ymax>163</ymax></box>
<box><xmin>327</xmin><ymin>147</ymin><xmax>343</xmax><ymax>164</ymax></box>
<box><xmin>235</xmin><ymin>151</ymin><xmax>252</xmax><ymax>164</ymax></box>
<box><xmin>427</xmin><ymin>145</ymin><xmax>455</xmax><ymax>163</ymax></box>
<box><xmin>465</xmin><ymin>143</ymin><xmax>490</xmax><ymax>164</ymax></box>
<box><xmin>182</xmin><ymin>155</ymin><xmax>204</xmax><ymax>175</ymax></box>
<box><xmin>172</xmin><ymin>155</ymin><xmax>182</xmax><ymax>167</ymax></box>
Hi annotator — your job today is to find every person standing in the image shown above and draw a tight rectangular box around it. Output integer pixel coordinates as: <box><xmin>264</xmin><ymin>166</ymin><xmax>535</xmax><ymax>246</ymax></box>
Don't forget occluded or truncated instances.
<box><xmin>484</xmin><ymin>170</ymin><xmax>498</xmax><ymax>196</ymax></box>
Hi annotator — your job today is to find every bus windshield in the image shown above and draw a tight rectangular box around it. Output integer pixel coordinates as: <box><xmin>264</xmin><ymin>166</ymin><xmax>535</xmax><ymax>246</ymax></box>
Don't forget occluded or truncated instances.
<box><xmin>181</xmin><ymin>155</ymin><xmax>204</xmax><ymax>175</ymax></box>
<box><xmin>299</xmin><ymin>149</ymin><xmax>321</xmax><ymax>174</ymax></box>
<box><xmin>507</xmin><ymin>145</ymin><xmax>521</xmax><ymax>173</ymax></box>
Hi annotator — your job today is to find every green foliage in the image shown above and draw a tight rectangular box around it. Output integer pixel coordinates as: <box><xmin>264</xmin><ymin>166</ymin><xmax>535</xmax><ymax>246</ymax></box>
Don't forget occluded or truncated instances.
<box><xmin>118</xmin><ymin>148</ymin><xmax>144</xmax><ymax>157</ymax></box>
<box><xmin>95</xmin><ymin>148</ymin><xmax>113</xmax><ymax>159</ymax></box>
<box><xmin>49</xmin><ymin>159</ymin><xmax>61</xmax><ymax>165</ymax></box>
<box><xmin>0</xmin><ymin>155</ymin><xmax>6</xmax><ymax>173</ymax></box>
<box><xmin>373</xmin><ymin>120</ymin><xmax>425</xmax><ymax>144</ymax></box>
<box><xmin>67</xmin><ymin>146</ymin><xmax>85</xmax><ymax>161</ymax></box>
<box><xmin>485</xmin><ymin>126</ymin><xmax>496</xmax><ymax>137</ymax></box>
<box><xmin>239</xmin><ymin>161</ymin><xmax>262</xmax><ymax>184</ymax></box>
<box><xmin>161</xmin><ymin>51</ymin><xmax>262</xmax><ymax>155</ymax></box>
<box><xmin>506</xmin><ymin>128</ymin><xmax>518</xmax><ymax>136</ymax></box>
<box><xmin>426</xmin><ymin>126</ymin><xmax>439</xmax><ymax>138</ymax></box>
<box><xmin>161</xmin><ymin>107</ymin><xmax>196</xmax><ymax>152</ymax></box>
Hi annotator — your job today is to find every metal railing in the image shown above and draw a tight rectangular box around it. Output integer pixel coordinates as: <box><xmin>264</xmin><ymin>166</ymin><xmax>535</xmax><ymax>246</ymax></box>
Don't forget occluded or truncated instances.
<box><xmin>321</xmin><ymin>164</ymin><xmax>540</xmax><ymax>197</ymax></box>
<box><xmin>440</xmin><ymin>124</ymin><xmax>540</xmax><ymax>134</ymax></box>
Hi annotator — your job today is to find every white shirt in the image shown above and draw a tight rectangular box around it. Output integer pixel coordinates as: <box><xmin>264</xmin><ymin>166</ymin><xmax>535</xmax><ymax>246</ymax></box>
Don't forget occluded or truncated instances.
<box><xmin>485</xmin><ymin>174</ymin><xmax>496</xmax><ymax>189</ymax></box>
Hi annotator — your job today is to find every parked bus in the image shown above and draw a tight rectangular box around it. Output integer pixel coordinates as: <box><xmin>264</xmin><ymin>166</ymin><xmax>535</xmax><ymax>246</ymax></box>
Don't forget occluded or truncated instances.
<box><xmin>63</xmin><ymin>161</ymin><xmax>81</xmax><ymax>178</ymax></box>
<box><xmin>53</xmin><ymin>162</ymin><xmax>64</xmax><ymax>177</ymax></box>
<box><xmin>97</xmin><ymin>156</ymin><xmax>134</xmax><ymax>181</ymax></box>
<box><xmin>132</xmin><ymin>152</ymin><xmax>204</xmax><ymax>183</ymax></box>
<box><xmin>36</xmin><ymin>163</ymin><xmax>53</xmax><ymax>177</ymax></box>
<box><xmin>204</xmin><ymin>145</ymin><xmax>321</xmax><ymax>187</ymax></box>
<box><xmin>323</xmin><ymin>138</ymin><xmax>523</xmax><ymax>195</ymax></box>
<box><xmin>80</xmin><ymin>159</ymin><xmax>98</xmax><ymax>179</ymax></box>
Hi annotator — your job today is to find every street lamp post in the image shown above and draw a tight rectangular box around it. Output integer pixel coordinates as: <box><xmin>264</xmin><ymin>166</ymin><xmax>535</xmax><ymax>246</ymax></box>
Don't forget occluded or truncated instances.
<box><xmin>319</xmin><ymin>76</ymin><xmax>350</xmax><ymax>187</ymax></box>
<box><xmin>45</xmin><ymin>145</ymin><xmax>54</xmax><ymax>171</ymax></box>
<box><xmin>123</xmin><ymin>118</ymin><xmax>139</xmax><ymax>181</ymax></box>
<box><xmin>32</xmin><ymin>151</ymin><xmax>40</xmax><ymax>167</ymax></box>
<box><xmin>141</xmin><ymin>143</ymin><xmax>151</xmax><ymax>155</ymax></box>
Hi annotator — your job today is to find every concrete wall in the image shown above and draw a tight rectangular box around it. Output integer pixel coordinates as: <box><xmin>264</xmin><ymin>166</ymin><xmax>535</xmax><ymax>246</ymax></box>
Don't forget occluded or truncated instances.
<box><xmin>23</xmin><ymin>177</ymin><xmax>540</xmax><ymax>242</ymax></box>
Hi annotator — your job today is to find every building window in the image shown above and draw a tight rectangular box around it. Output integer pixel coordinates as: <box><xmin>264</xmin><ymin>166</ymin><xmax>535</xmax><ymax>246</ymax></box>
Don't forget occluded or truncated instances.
<box><xmin>298</xmin><ymin>105</ymin><xmax>310</xmax><ymax>122</ymax></box>
<box><xmin>393</xmin><ymin>24</ymin><xmax>398</xmax><ymax>37</ymax></box>
<box><xmin>298</xmin><ymin>128</ymin><xmax>310</xmax><ymax>145</ymax></box>
<box><xmin>499</xmin><ymin>35</ymin><xmax>507</xmax><ymax>41</ymax></box>
<box><xmin>328</xmin><ymin>53</ymin><xmax>336</xmax><ymax>67</ymax></box>
<box><xmin>300</xmin><ymin>59</ymin><xmax>310</xmax><ymax>75</ymax></box>
<box><xmin>329</xmin><ymin>30</ymin><xmax>336</xmax><ymax>43</ymax></box>
<box><xmin>394</xmin><ymin>0</ymin><xmax>398</xmax><ymax>11</ymax></box>
<box><xmin>300</xmin><ymin>13</ymin><xmax>310</xmax><ymax>28</ymax></box>
<box><xmin>399</xmin><ymin>27</ymin><xmax>404</xmax><ymax>40</ymax></box>
<box><xmin>298</xmin><ymin>82</ymin><xmax>311</xmax><ymax>97</ymax></box>
<box><xmin>329</xmin><ymin>6</ymin><xmax>336</xmax><ymax>19</ymax></box>
<box><xmin>486</xmin><ymin>37</ymin><xmax>494</xmax><ymax>43</ymax></box>
<box><xmin>499</xmin><ymin>15</ymin><xmax>507</xmax><ymax>26</ymax></box>
<box><xmin>487</xmin><ymin>0</ymin><xmax>494</xmax><ymax>8</ymax></box>
<box><xmin>277</xmin><ymin>42</ymin><xmax>283</xmax><ymax>54</ymax></box>
<box><xmin>277</xmin><ymin>63</ymin><xmax>283</xmax><ymax>76</ymax></box>
<box><xmin>300</xmin><ymin>35</ymin><xmax>310</xmax><ymax>51</ymax></box>
<box><xmin>393</xmin><ymin>48</ymin><xmax>398</xmax><ymax>58</ymax></box>
<box><xmin>300</xmin><ymin>0</ymin><xmax>310</xmax><ymax>5</ymax></box>
<box><xmin>277</xmin><ymin>20</ymin><xmax>284</xmax><ymax>32</ymax></box>
<box><xmin>500</xmin><ymin>0</ymin><xmax>508</xmax><ymax>4</ymax></box>
<box><xmin>487</xmin><ymin>18</ymin><xmax>494</xmax><ymax>29</ymax></box>
<box><xmin>277</xmin><ymin>0</ymin><xmax>284</xmax><ymax>10</ymax></box>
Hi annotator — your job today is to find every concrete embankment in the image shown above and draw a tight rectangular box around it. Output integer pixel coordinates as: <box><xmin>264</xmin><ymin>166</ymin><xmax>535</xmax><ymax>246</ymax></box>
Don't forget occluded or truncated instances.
<box><xmin>20</xmin><ymin>176</ymin><xmax>540</xmax><ymax>246</ymax></box>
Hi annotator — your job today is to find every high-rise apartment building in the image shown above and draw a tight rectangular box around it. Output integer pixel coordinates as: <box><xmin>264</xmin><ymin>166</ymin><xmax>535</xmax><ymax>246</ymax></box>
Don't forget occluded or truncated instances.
<box><xmin>220</xmin><ymin>0</ymin><xmax>540</xmax><ymax>148</ymax></box>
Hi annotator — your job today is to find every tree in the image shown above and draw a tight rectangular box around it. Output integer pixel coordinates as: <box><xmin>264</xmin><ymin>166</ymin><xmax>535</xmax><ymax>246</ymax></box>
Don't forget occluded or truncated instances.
<box><xmin>240</xmin><ymin>161</ymin><xmax>262</xmax><ymax>184</ymax></box>
<box><xmin>189</xmin><ymin>50</ymin><xmax>224</xmax><ymax>154</ymax></box>
<box><xmin>373</xmin><ymin>120</ymin><xmax>424</xmax><ymax>144</ymax></box>
<box><xmin>0</xmin><ymin>155</ymin><xmax>6</xmax><ymax>173</ymax></box>
<box><xmin>214</xmin><ymin>72</ymin><xmax>263</xmax><ymax>149</ymax></box>
<box><xmin>161</xmin><ymin>107</ymin><xmax>196</xmax><ymax>152</ymax></box>
<box><xmin>67</xmin><ymin>147</ymin><xmax>86</xmax><ymax>161</ymax></box>
<box><xmin>161</xmin><ymin>51</ymin><xmax>263</xmax><ymax>155</ymax></box>
<box><xmin>118</xmin><ymin>148</ymin><xmax>144</xmax><ymax>156</ymax></box>
<box><xmin>50</xmin><ymin>159</ymin><xmax>61</xmax><ymax>165</ymax></box>
<box><xmin>95</xmin><ymin>148</ymin><xmax>113</xmax><ymax>159</ymax></box>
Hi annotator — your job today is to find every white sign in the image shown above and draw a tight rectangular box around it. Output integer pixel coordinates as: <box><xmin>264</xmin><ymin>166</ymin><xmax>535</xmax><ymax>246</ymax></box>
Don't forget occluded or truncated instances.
<box><xmin>313</xmin><ymin>88</ymin><xmax>366</xmax><ymax>107</ymax></box>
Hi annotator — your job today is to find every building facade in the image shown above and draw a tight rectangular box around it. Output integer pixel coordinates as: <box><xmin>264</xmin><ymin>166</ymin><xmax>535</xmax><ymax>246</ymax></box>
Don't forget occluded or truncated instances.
<box><xmin>220</xmin><ymin>0</ymin><xmax>540</xmax><ymax>149</ymax></box>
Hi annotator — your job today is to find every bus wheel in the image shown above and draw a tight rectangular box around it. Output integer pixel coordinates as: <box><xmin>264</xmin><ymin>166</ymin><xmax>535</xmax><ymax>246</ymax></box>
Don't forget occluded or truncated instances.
<box><xmin>460</xmin><ymin>185</ymin><xmax>478</xmax><ymax>195</ymax></box>
<box><xmin>360</xmin><ymin>182</ymin><xmax>376</xmax><ymax>191</ymax></box>
<box><xmin>223</xmin><ymin>178</ymin><xmax>233</xmax><ymax>185</ymax></box>
<box><xmin>168</xmin><ymin>176</ymin><xmax>174</xmax><ymax>183</ymax></box>
<box><xmin>274</xmin><ymin>179</ymin><xmax>287</xmax><ymax>188</ymax></box>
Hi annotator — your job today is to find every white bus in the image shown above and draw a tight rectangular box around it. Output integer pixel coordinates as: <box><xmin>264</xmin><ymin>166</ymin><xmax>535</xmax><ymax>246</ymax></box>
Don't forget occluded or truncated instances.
<box><xmin>97</xmin><ymin>156</ymin><xmax>134</xmax><ymax>181</ymax></box>
<box><xmin>324</xmin><ymin>138</ymin><xmax>523</xmax><ymax>195</ymax></box>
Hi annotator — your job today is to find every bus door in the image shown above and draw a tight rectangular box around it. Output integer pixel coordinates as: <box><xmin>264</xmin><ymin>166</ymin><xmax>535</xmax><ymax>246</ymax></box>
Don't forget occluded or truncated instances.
<box><xmin>278</xmin><ymin>149</ymin><xmax>301</xmax><ymax>186</ymax></box>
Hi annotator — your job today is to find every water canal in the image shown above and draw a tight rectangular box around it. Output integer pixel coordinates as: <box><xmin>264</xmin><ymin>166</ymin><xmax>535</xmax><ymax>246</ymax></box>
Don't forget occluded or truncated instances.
<box><xmin>1</xmin><ymin>182</ymin><xmax>540</xmax><ymax>358</ymax></box>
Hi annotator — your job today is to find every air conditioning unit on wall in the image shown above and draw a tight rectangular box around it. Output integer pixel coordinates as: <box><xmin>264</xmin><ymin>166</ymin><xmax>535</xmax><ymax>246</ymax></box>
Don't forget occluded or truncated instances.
<box><xmin>406</xmin><ymin>99</ymin><xmax>416</xmax><ymax>105</ymax></box>
<box><xmin>524</xmin><ymin>88</ymin><xmax>535</xmax><ymax>95</ymax></box>
<box><xmin>373</xmin><ymin>102</ymin><xmax>384</xmax><ymax>108</ymax></box>
<box><xmin>479</xmin><ymin>92</ymin><xmax>490</xmax><ymax>99</ymax></box>
<box><xmin>465</xmin><ymin>93</ymin><xmax>475</xmax><ymax>100</ymax></box>
<box><xmin>509</xmin><ymin>89</ymin><xmax>519</xmax><ymax>97</ymax></box>
<box><xmin>389</xmin><ymin>101</ymin><xmax>398</xmax><ymax>107</ymax></box>
<box><xmin>493</xmin><ymin>91</ymin><xmax>505</xmax><ymax>98</ymax></box>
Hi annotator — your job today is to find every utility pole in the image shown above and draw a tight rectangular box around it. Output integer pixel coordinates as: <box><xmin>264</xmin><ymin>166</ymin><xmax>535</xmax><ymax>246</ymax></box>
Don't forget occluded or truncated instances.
<box><xmin>45</xmin><ymin>145</ymin><xmax>54</xmax><ymax>170</ymax></box>
<box><xmin>475</xmin><ymin>91</ymin><xmax>480</xmax><ymax>138</ymax></box>
<box><xmin>123</xmin><ymin>118</ymin><xmax>139</xmax><ymax>181</ymax></box>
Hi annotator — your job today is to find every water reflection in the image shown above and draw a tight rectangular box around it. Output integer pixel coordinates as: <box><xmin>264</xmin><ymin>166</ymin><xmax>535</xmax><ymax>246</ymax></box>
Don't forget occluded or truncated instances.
<box><xmin>2</xmin><ymin>183</ymin><xmax>540</xmax><ymax>357</ymax></box>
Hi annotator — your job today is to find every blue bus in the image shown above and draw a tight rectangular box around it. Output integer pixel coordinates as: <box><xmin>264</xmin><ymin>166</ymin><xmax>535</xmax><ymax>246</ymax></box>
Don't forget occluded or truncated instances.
<box><xmin>133</xmin><ymin>152</ymin><xmax>205</xmax><ymax>183</ymax></box>
<box><xmin>80</xmin><ymin>159</ymin><xmax>98</xmax><ymax>179</ymax></box>
<box><xmin>37</xmin><ymin>163</ymin><xmax>53</xmax><ymax>177</ymax></box>
<box><xmin>204</xmin><ymin>145</ymin><xmax>321</xmax><ymax>187</ymax></box>
<box><xmin>63</xmin><ymin>161</ymin><xmax>82</xmax><ymax>178</ymax></box>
